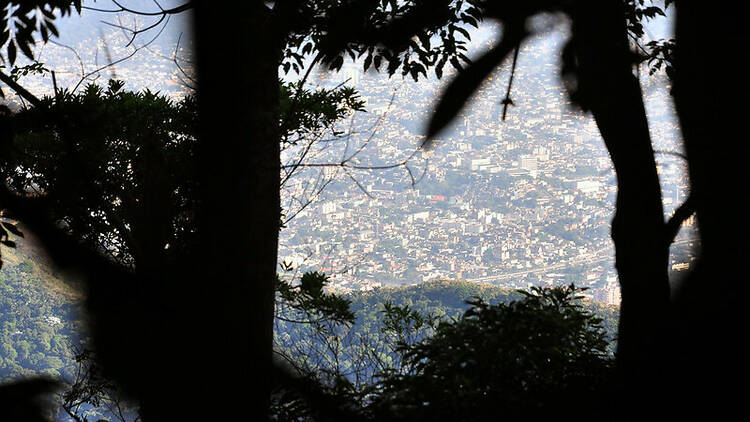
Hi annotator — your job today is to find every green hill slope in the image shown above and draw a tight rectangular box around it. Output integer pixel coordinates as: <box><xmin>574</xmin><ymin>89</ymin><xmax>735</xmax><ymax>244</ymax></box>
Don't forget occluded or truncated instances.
<box><xmin>0</xmin><ymin>229</ymin><xmax>84</xmax><ymax>381</ymax></box>
<box><xmin>346</xmin><ymin>279</ymin><xmax>619</xmax><ymax>343</ymax></box>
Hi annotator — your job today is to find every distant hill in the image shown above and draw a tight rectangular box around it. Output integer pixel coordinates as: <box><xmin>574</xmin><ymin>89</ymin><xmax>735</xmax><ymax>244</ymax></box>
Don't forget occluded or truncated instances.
<box><xmin>274</xmin><ymin>279</ymin><xmax>620</xmax><ymax>387</ymax></box>
<box><xmin>0</xmin><ymin>227</ymin><xmax>84</xmax><ymax>382</ymax></box>
<box><xmin>346</xmin><ymin>279</ymin><xmax>619</xmax><ymax>344</ymax></box>
<box><xmin>1</xmin><ymin>235</ymin><xmax>621</xmax><ymax>384</ymax></box>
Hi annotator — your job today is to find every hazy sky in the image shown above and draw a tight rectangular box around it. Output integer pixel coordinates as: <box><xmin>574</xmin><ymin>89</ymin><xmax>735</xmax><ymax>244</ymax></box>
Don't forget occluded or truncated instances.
<box><xmin>6</xmin><ymin>1</ymin><xmax>193</xmax><ymax>98</ymax></box>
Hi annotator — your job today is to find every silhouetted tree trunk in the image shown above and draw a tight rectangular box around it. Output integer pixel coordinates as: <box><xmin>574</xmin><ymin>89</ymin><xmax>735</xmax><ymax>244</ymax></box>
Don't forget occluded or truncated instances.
<box><xmin>670</xmin><ymin>3</ymin><xmax>750</xmax><ymax>418</ymax></box>
<box><xmin>571</xmin><ymin>1</ymin><xmax>670</xmax><ymax>414</ymax></box>
<box><xmin>191</xmin><ymin>3</ymin><xmax>281</xmax><ymax>420</ymax></box>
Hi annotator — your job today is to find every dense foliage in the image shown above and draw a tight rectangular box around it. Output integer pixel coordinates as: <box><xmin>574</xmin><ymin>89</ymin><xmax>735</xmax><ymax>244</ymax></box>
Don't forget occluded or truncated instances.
<box><xmin>0</xmin><ymin>238</ymin><xmax>80</xmax><ymax>381</ymax></box>
<box><xmin>0</xmin><ymin>235</ymin><xmax>619</xmax><ymax>421</ymax></box>
<box><xmin>370</xmin><ymin>285</ymin><xmax>613</xmax><ymax>421</ymax></box>
<box><xmin>273</xmin><ymin>281</ymin><xmax>616</xmax><ymax>421</ymax></box>
<box><xmin>0</xmin><ymin>1</ymin><xmax>81</xmax><ymax>67</ymax></box>
<box><xmin>1</xmin><ymin>80</ymin><xmax>199</xmax><ymax>268</ymax></box>
<box><xmin>275</xmin><ymin>279</ymin><xmax>618</xmax><ymax>382</ymax></box>
<box><xmin>1</xmin><ymin>79</ymin><xmax>365</xmax><ymax>266</ymax></box>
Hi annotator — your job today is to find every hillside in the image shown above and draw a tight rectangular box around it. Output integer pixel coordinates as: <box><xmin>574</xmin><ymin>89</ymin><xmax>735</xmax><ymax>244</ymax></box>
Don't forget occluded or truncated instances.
<box><xmin>0</xmin><ymin>228</ymin><xmax>84</xmax><ymax>382</ymax></box>
<box><xmin>1</xmin><ymin>236</ymin><xmax>621</xmax><ymax>386</ymax></box>
<box><xmin>346</xmin><ymin>279</ymin><xmax>620</xmax><ymax>342</ymax></box>
<box><xmin>273</xmin><ymin>278</ymin><xmax>620</xmax><ymax>395</ymax></box>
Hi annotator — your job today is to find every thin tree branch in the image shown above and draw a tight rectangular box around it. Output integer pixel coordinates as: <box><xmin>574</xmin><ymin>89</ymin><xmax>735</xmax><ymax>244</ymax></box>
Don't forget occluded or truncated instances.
<box><xmin>101</xmin><ymin>12</ymin><xmax>167</xmax><ymax>48</ymax></box>
<box><xmin>0</xmin><ymin>70</ymin><xmax>42</xmax><ymax>107</ymax></box>
<box><xmin>82</xmin><ymin>1</ymin><xmax>192</xmax><ymax>16</ymax></box>
<box><xmin>47</xmin><ymin>39</ymin><xmax>86</xmax><ymax>81</ymax></box>
<box><xmin>665</xmin><ymin>194</ymin><xmax>694</xmax><ymax>246</ymax></box>
<box><xmin>343</xmin><ymin>168</ymin><xmax>373</xmax><ymax>199</ymax></box>
<box><xmin>501</xmin><ymin>43</ymin><xmax>521</xmax><ymax>121</ymax></box>
<box><xmin>71</xmin><ymin>13</ymin><xmax>172</xmax><ymax>93</ymax></box>
<box><xmin>654</xmin><ymin>149</ymin><xmax>687</xmax><ymax>161</ymax></box>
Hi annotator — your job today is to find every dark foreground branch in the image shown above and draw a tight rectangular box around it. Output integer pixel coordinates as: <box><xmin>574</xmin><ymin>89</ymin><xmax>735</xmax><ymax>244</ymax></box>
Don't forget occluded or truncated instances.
<box><xmin>272</xmin><ymin>363</ymin><xmax>368</xmax><ymax>422</ymax></box>
<box><xmin>665</xmin><ymin>194</ymin><xmax>695</xmax><ymax>246</ymax></box>
<box><xmin>0</xmin><ymin>70</ymin><xmax>43</xmax><ymax>107</ymax></box>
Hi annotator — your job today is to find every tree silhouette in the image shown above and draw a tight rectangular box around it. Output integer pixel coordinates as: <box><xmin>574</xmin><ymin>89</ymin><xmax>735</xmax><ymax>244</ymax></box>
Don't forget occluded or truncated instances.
<box><xmin>369</xmin><ymin>285</ymin><xmax>613</xmax><ymax>422</ymax></box>
<box><xmin>311</xmin><ymin>0</ymin><xmax>713</xmax><ymax>418</ymax></box>
<box><xmin>3</xmin><ymin>0</ymin><xmax>740</xmax><ymax>420</ymax></box>
<box><xmin>61</xmin><ymin>346</ymin><xmax>138</xmax><ymax>422</ymax></box>
<box><xmin>187</xmin><ymin>2</ymin><xmax>489</xmax><ymax>419</ymax></box>
<box><xmin>665</xmin><ymin>3</ymin><xmax>750</xmax><ymax>418</ymax></box>
<box><xmin>2</xmin><ymin>2</ymin><xmax>485</xmax><ymax>419</ymax></box>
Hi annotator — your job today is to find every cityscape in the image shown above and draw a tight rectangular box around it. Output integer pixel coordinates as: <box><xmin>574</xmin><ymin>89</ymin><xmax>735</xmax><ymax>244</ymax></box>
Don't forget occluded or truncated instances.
<box><xmin>2</xmin><ymin>3</ymin><xmax>725</xmax><ymax>420</ymax></box>
<box><xmin>278</xmin><ymin>24</ymin><xmax>696</xmax><ymax>305</ymax></box>
<box><xmin>6</xmin><ymin>15</ymin><xmax>696</xmax><ymax>307</ymax></box>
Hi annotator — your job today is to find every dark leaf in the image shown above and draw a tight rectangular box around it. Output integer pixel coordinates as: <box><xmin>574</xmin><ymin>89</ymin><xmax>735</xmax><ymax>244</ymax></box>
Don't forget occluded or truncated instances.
<box><xmin>409</xmin><ymin>66</ymin><xmax>419</xmax><ymax>81</ymax></box>
<box><xmin>2</xmin><ymin>222</ymin><xmax>24</xmax><ymax>237</ymax></box>
<box><xmin>461</xmin><ymin>14</ymin><xmax>478</xmax><ymax>28</ymax></box>
<box><xmin>41</xmin><ymin>8</ymin><xmax>55</xmax><ymax>20</ymax></box>
<box><xmin>417</xmin><ymin>31</ymin><xmax>431</xmax><ymax>50</ymax></box>
<box><xmin>328</xmin><ymin>55</ymin><xmax>344</xmax><ymax>71</ymax></box>
<box><xmin>7</xmin><ymin>40</ymin><xmax>16</xmax><ymax>65</ymax></box>
<box><xmin>46</xmin><ymin>21</ymin><xmax>59</xmax><ymax>38</ymax></box>
<box><xmin>18</xmin><ymin>40</ymin><xmax>34</xmax><ymax>61</ymax></box>
<box><xmin>0</xmin><ymin>30</ymin><xmax>9</xmax><ymax>47</ymax></box>
<box><xmin>449</xmin><ymin>56</ymin><xmax>462</xmax><ymax>71</ymax></box>
<box><xmin>435</xmin><ymin>56</ymin><xmax>447</xmax><ymax>79</ymax></box>
<box><xmin>40</xmin><ymin>25</ymin><xmax>49</xmax><ymax>43</ymax></box>
<box><xmin>455</xmin><ymin>26</ymin><xmax>471</xmax><ymax>41</ymax></box>
<box><xmin>387</xmin><ymin>56</ymin><xmax>400</xmax><ymax>75</ymax></box>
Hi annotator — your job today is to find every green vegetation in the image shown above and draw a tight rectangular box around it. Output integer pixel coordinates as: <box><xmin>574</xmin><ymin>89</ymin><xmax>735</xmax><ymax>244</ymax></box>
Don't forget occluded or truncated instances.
<box><xmin>273</xmin><ymin>281</ymin><xmax>617</xmax><ymax>421</ymax></box>
<box><xmin>370</xmin><ymin>286</ymin><xmax>614</xmax><ymax>421</ymax></box>
<box><xmin>274</xmin><ymin>277</ymin><xmax>618</xmax><ymax>384</ymax></box>
<box><xmin>0</xmin><ymin>242</ymin><xmax>620</xmax><ymax>421</ymax></box>
<box><xmin>348</xmin><ymin>279</ymin><xmax>618</xmax><ymax>341</ymax></box>
<box><xmin>0</xmin><ymin>234</ymin><xmax>81</xmax><ymax>381</ymax></box>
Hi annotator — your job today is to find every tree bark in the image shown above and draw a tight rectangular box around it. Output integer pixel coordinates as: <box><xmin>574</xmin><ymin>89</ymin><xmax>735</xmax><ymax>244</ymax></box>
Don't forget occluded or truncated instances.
<box><xmin>189</xmin><ymin>3</ymin><xmax>281</xmax><ymax>420</ymax></box>
<box><xmin>571</xmin><ymin>0</ymin><xmax>670</xmax><ymax>414</ymax></box>
<box><xmin>670</xmin><ymin>3</ymin><xmax>750</xmax><ymax>417</ymax></box>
